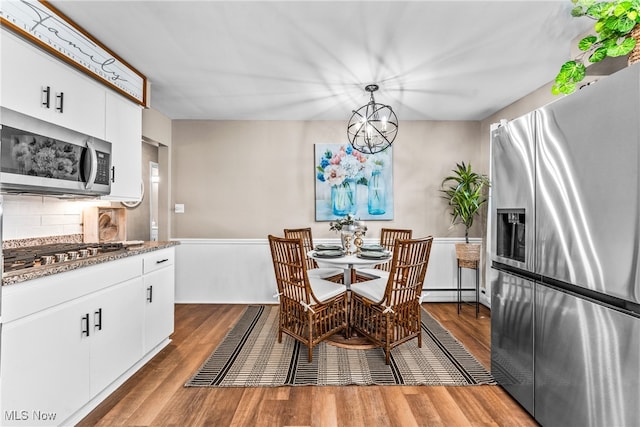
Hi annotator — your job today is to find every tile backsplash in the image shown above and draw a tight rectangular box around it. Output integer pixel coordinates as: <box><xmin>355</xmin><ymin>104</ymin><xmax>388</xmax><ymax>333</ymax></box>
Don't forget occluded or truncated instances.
<box><xmin>2</xmin><ymin>195</ymin><xmax>110</xmax><ymax>240</ymax></box>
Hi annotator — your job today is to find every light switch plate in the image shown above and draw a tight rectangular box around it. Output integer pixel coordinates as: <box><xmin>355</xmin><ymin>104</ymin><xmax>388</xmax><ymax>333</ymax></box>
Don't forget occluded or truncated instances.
<box><xmin>175</xmin><ymin>204</ymin><xmax>185</xmax><ymax>213</ymax></box>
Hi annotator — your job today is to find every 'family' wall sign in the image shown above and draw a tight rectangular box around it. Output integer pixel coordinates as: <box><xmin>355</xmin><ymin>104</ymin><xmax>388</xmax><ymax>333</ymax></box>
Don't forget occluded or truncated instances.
<box><xmin>0</xmin><ymin>0</ymin><xmax>147</xmax><ymax>106</ymax></box>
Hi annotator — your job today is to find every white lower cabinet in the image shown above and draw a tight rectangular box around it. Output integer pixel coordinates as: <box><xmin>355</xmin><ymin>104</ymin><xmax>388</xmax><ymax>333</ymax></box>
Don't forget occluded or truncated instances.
<box><xmin>88</xmin><ymin>278</ymin><xmax>144</xmax><ymax>397</ymax></box>
<box><xmin>142</xmin><ymin>249</ymin><xmax>175</xmax><ymax>354</ymax></box>
<box><xmin>0</xmin><ymin>247</ymin><xmax>175</xmax><ymax>426</ymax></box>
<box><xmin>1</xmin><ymin>277</ymin><xmax>144</xmax><ymax>426</ymax></box>
<box><xmin>1</xmin><ymin>297</ymin><xmax>91</xmax><ymax>426</ymax></box>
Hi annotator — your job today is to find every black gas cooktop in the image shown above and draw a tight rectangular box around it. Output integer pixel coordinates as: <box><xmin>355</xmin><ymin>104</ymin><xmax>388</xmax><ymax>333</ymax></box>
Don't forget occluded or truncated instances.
<box><xmin>3</xmin><ymin>242</ymin><xmax>124</xmax><ymax>272</ymax></box>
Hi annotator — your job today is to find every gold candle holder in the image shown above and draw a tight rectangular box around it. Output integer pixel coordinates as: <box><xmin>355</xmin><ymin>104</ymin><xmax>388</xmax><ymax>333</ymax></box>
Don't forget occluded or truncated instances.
<box><xmin>343</xmin><ymin>233</ymin><xmax>353</xmax><ymax>255</ymax></box>
<box><xmin>354</xmin><ymin>229</ymin><xmax>364</xmax><ymax>254</ymax></box>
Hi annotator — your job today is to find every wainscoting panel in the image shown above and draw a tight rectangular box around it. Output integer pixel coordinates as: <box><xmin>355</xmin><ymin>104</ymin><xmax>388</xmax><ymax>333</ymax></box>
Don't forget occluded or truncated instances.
<box><xmin>174</xmin><ymin>238</ymin><xmax>487</xmax><ymax>305</ymax></box>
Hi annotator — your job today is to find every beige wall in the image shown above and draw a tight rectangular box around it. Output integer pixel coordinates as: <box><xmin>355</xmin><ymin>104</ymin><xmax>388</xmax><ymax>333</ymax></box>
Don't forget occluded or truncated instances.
<box><xmin>141</xmin><ymin>107</ymin><xmax>173</xmax><ymax>241</ymax></box>
<box><xmin>142</xmin><ymin>108</ymin><xmax>172</xmax><ymax>147</ymax></box>
<box><xmin>171</xmin><ymin>120</ymin><xmax>484</xmax><ymax>239</ymax></box>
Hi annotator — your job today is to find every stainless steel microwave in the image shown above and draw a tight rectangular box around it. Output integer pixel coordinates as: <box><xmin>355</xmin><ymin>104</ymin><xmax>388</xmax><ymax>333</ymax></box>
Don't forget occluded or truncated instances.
<box><xmin>0</xmin><ymin>108</ymin><xmax>111</xmax><ymax>197</ymax></box>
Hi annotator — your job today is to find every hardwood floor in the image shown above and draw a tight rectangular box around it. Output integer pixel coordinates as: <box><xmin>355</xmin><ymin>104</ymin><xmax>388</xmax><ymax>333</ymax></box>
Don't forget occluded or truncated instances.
<box><xmin>78</xmin><ymin>303</ymin><xmax>538</xmax><ymax>426</ymax></box>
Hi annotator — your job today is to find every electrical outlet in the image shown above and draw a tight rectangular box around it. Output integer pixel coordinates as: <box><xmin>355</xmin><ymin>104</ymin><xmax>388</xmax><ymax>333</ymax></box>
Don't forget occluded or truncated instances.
<box><xmin>175</xmin><ymin>204</ymin><xmax>185</xmax><ymax>213</ymax></box>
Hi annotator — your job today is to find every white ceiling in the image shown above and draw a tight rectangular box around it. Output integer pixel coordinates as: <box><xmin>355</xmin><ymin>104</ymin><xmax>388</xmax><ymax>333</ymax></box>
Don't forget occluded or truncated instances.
<box><xmin>49</xmin><ymin>1</ymin><xmax>592</xmax><ymax>121</ymax></box>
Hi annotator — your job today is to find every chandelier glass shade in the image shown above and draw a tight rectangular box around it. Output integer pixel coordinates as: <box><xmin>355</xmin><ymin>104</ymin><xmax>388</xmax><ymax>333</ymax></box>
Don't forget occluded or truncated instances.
<box><xmin>347</xmin><ymin>84</ymin><xmax>398</xmax><ymax>154</ymax></box>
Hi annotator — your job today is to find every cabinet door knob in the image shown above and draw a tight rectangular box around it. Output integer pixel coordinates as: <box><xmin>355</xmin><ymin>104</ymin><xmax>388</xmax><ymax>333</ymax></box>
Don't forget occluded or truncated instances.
<box><xmin>146</xmin><ymin>285</ymin><xmax>153</xmax><ymax>303</ymax></box>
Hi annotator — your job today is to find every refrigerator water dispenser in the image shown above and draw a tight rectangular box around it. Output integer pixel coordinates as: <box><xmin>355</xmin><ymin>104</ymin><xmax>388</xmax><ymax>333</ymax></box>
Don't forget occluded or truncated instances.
<box><xmin>496</xmin><ymin>209</ymin><xmax>526</xmax><ymax>263</ymax></box>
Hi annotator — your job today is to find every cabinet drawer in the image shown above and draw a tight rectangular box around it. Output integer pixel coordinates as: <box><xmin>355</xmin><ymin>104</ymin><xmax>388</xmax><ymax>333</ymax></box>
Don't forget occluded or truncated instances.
<box><xmin>143</xmin><ymin>248</ymin><xmax>174</xmax><ymax>274</ymax></box>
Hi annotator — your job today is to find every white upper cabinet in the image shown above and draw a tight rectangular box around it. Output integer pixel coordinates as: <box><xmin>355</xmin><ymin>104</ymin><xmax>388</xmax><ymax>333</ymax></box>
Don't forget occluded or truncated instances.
<box><xmin>104</xmin><ymin>91</ymin><xmax>143</xmax><ymax>201</ymax></box>
<box><xmin>1</xmin><ymin>29</ymin><xmax>143</xmax><ymax>202</ymax></box>
<box><xmin>1</xmin><ymin>30</ymin><xmax>106</xmax><ymax>139</ymax></box>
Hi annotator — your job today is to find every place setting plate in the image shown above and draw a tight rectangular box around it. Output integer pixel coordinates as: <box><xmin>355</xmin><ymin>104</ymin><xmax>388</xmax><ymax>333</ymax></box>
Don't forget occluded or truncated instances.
<box><xmin>357</xmin><ymin>250</ymin><xmax>391</xmax><ymax>260</ymax></box>
<box><xmin>313</xmin><ymin>250</ymin><xmax>345</xmax><ymax>258</ymax></box>
<box><xmin>360</xmin><ymin>244</ymin><xmax>385</xmax><ymax>252</ymax></box>
<box><xmin>315</xmin><ymin>244</ymin><xmax>343</xmax><ymax>251</ymax></box>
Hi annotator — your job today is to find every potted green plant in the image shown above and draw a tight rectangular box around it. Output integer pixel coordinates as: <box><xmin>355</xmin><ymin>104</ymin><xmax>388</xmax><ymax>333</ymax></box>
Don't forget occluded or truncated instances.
<box><xmin>553</xmin><ymin>0</ymin><xmax>640</xmax><ymax>95</ymax></box>
<box><xmin>441</xmin><ymin>162</ymin><xmax>490</xmax><ymax>266</ymax></box>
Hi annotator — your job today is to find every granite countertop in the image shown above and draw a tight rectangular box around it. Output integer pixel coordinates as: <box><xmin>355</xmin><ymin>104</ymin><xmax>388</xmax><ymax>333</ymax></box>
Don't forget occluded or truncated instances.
<box><xmin>2</xmin><ymin>241</ymin><xmax>180</xmax><ymax>286</ymax></box>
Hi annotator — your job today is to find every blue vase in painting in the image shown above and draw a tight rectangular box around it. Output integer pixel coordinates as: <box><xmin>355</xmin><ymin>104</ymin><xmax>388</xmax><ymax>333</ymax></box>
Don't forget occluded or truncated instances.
<box><xmin>367</xmin><ymin>171</ymin><xmax>386</xmax><ymax>215</ymax></box>
<box><xmin>332</xmin><ymin>178</ymin><xmax>357</xmax><ymax>216</ymax></box>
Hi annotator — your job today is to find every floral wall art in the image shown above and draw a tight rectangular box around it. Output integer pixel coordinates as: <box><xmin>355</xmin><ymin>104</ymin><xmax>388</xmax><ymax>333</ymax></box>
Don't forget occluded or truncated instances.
<box><xmin>315</xmin><ymin>143</ymin><xmax>393</xmax><ymax>221</ymax></box>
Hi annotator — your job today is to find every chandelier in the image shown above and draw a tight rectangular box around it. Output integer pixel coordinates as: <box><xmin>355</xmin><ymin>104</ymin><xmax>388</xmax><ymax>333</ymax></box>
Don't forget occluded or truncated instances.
<box><xmin>347</xmin><ymin>84</ymin><xmax>398</xmax><ymax>154</ymax></box>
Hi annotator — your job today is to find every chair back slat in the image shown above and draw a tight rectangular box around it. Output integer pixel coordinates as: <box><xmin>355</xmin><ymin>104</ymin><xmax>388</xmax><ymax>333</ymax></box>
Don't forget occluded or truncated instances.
<box><xmin>284</xmin><ymin>227</ymin><xmax>318</xmax><ymax>270</ymax></box>
<box><xmin>384</xmin><ymin>237</ymin><xmax>433</xmax><ymax>307</ymax></box>
<box><xmin>377</xmin><ymin>228</ymin><xmax>413</xmax><ymax>271</ymax></box>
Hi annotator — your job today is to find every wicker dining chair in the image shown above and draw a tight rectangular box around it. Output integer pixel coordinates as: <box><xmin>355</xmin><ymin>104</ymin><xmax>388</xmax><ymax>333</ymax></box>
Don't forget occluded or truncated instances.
<box><xmin>377</xmin><ymin>228</ymin><xmax>413</xmax><ymax>271</ymax></box>
<box><xmin>268</xmin><ymin>235</ymin><xmax>348</xmax><ymax>362</ymax></box>
<box><xmin>355</xmin><ymin>228</ymin><xmax>413</xmax><ymax>282</ymax></box>
<box><xmin>349</xmin><ymin>236</ymin><xmax>433</xmax><ymax>364</ymax></box>
<box><xmin>284</xmin><ymin>227</ymin><xmax>343</xmax><ymax>283</ymax></box>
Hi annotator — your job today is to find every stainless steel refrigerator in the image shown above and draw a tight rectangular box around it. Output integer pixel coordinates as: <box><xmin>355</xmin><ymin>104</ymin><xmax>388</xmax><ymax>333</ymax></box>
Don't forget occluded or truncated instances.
<box><xmin>491</xmin><ymin>63</ymin><xmax>640</xmax><ymax>427</ymax></box>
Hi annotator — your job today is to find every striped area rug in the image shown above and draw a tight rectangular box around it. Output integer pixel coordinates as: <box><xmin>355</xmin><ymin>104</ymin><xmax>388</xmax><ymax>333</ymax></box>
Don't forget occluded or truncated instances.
<box><xmin>185</xmin><ymin>305</ymin><xmax>495</xmax><ymax>387</ymax></box>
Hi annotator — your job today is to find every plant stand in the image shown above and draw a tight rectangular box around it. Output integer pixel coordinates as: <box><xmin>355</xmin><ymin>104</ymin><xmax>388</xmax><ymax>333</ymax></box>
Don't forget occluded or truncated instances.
<box><xmin>455</xmin><ymin>243</ymin><xmax>480</xmax><ymax>318</ymax></box>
